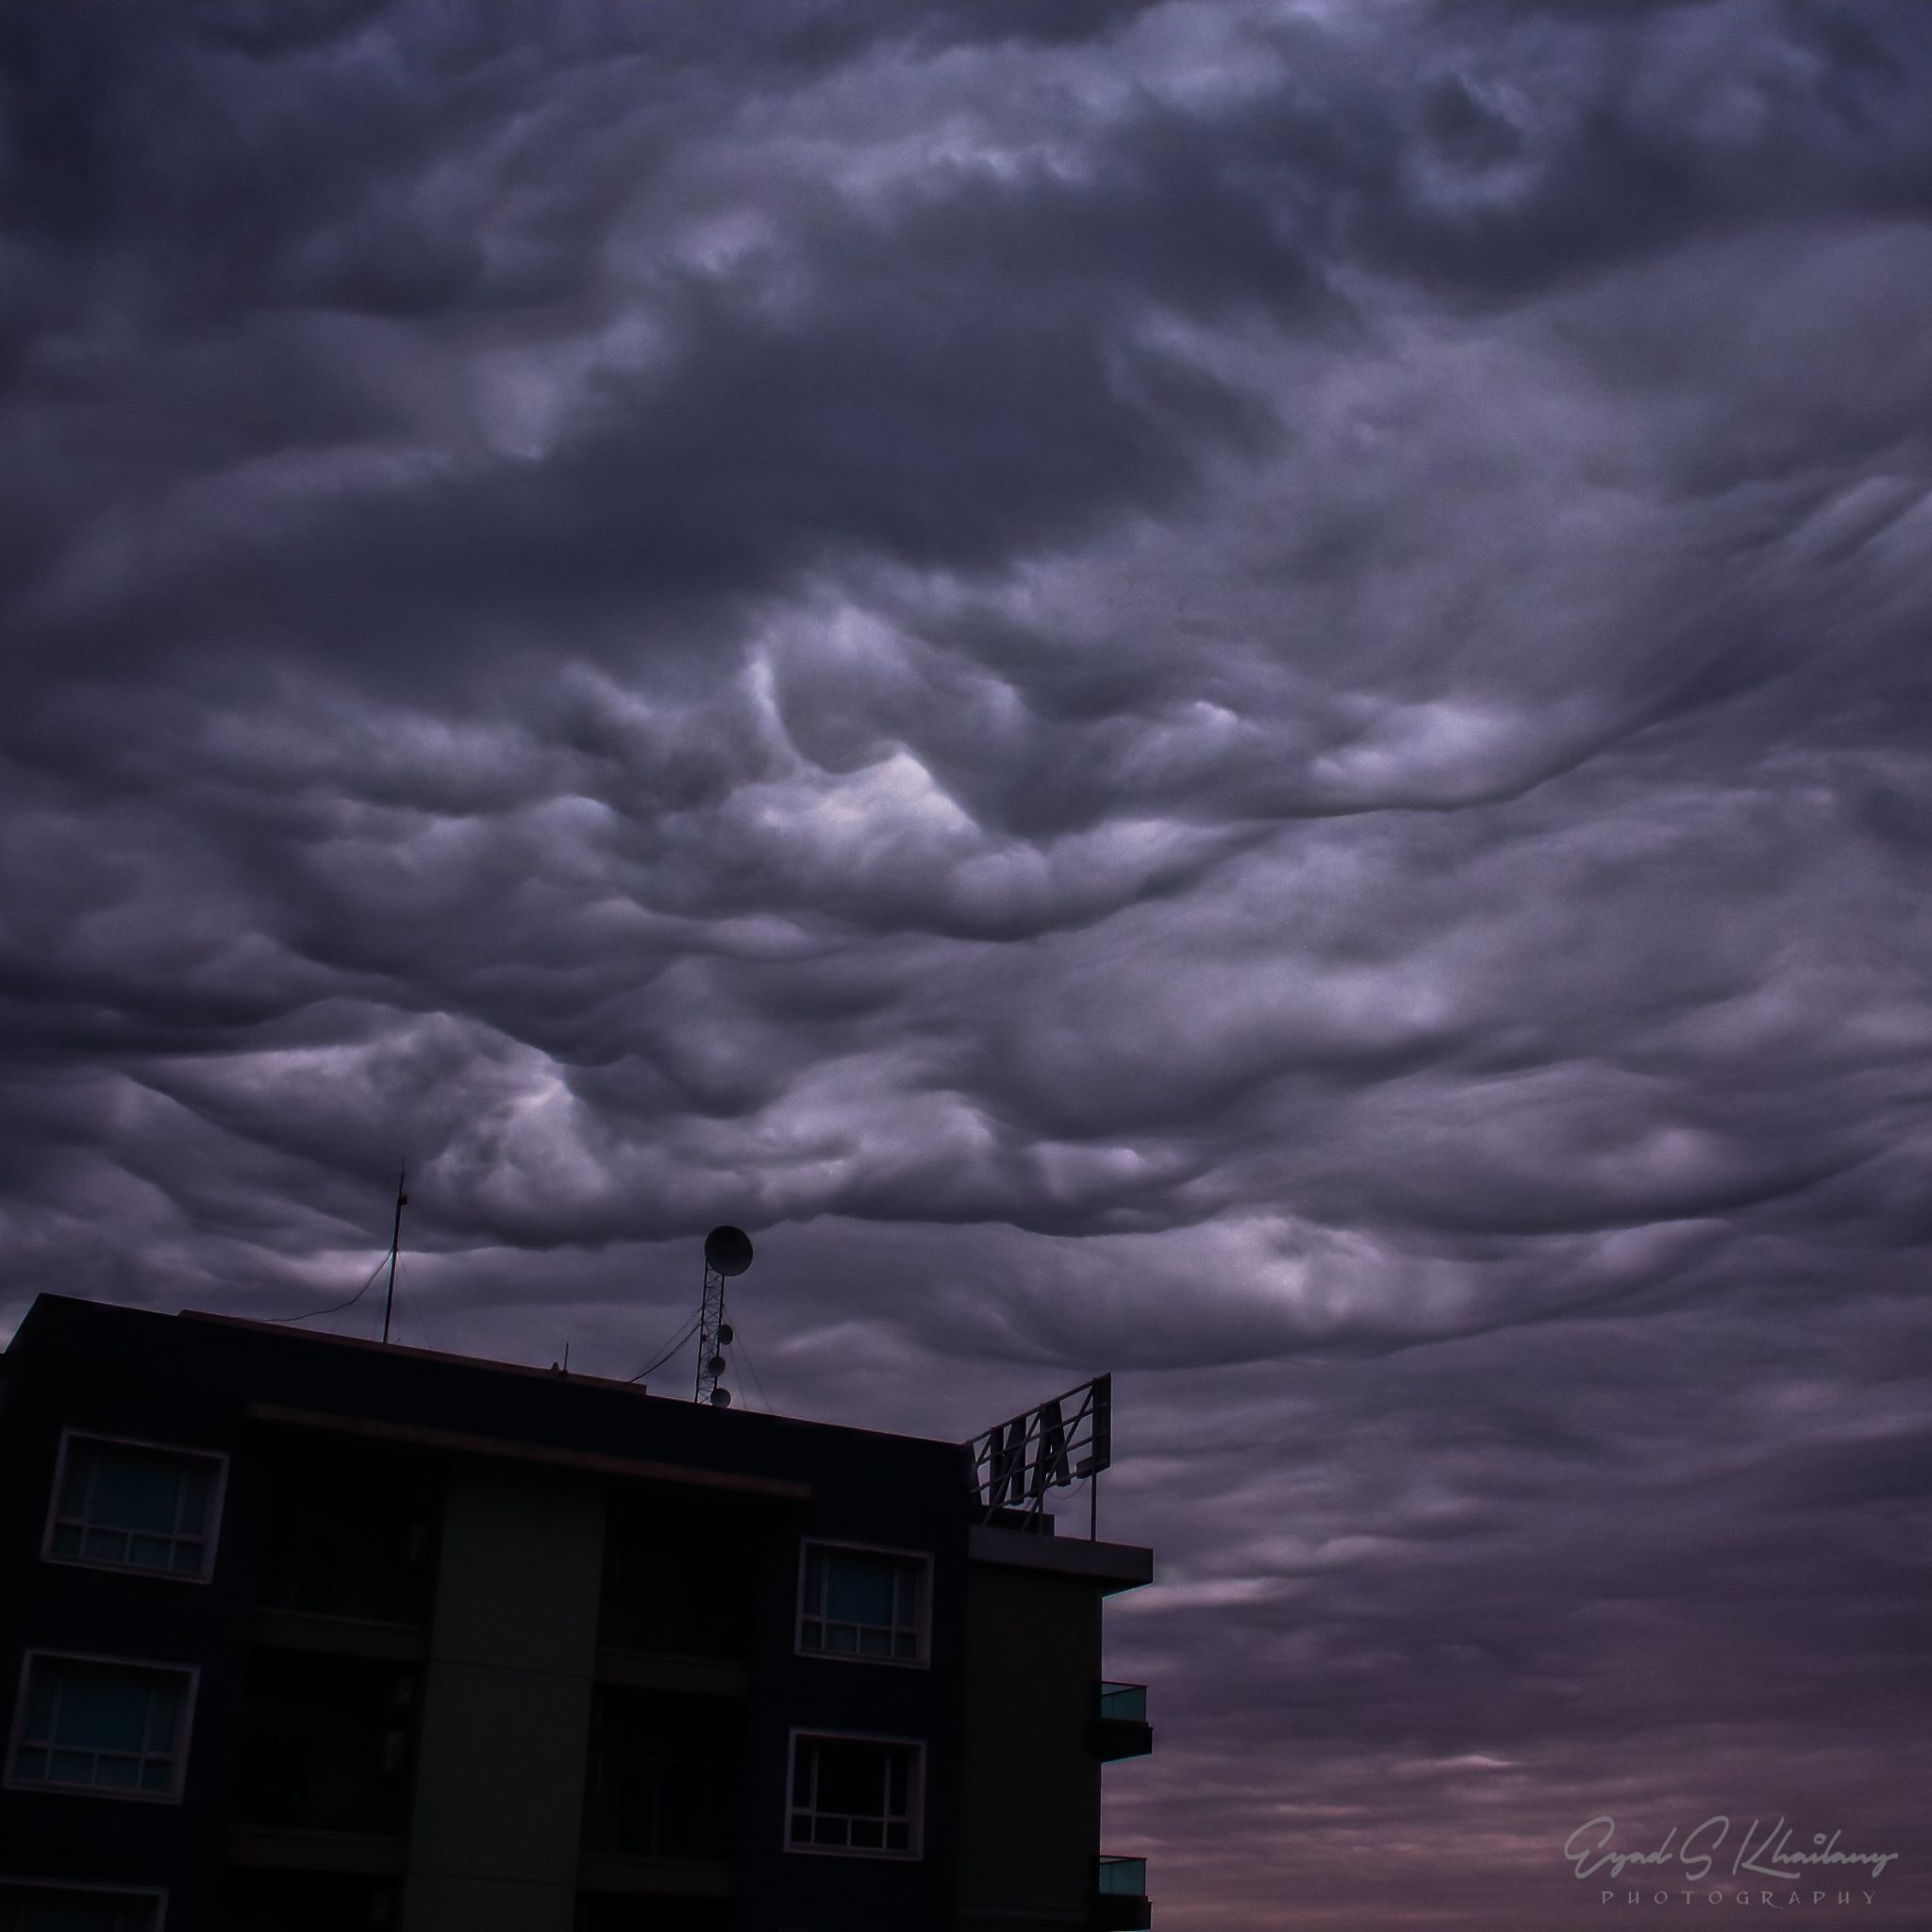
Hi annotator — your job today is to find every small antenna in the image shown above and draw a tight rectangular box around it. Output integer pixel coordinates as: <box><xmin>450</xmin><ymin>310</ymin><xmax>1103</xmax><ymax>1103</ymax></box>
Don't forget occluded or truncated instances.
<box><xmin>695</xmin><ymin>1225</ymin><xmax>753</xmax><ymax>1407</ymax></box>
<box><xmin>381</xmin><ymin>1168</ymin><xmax>408</xmax><ymax>1346</ymax></box>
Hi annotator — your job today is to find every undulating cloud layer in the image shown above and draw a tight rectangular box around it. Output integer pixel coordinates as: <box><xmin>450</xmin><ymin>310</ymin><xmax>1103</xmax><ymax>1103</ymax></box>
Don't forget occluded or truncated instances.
<box><xmin>3</xmin><ymin>0</ymin><xmax>1930</xmax><ymax>1924</ymax></box>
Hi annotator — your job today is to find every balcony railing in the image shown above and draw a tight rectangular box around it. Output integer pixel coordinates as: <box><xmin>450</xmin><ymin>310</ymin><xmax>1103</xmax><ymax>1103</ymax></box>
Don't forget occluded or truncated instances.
<box><xmin>1094</xmin><ymin>1854</ymin><xmax>1153</xmax><ymax>1929</ymax></box>
<box><xmin>1092</xmin><ymin>1681</ymin><xmax>1153</xmax><ymax>1762</ymax></box>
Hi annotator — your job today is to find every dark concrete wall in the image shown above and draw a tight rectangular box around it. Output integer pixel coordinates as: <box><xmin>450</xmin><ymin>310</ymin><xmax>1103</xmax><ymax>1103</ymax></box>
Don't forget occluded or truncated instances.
<box><xmin>958</xmin><ymin>1560</ymin><xmax>1103</xmax><ymax>1928</ymax></box>
<box><xmin>402</xmin><ymin>1466</ymin><xmax>606</xmax><ymax>1932</ymax></box>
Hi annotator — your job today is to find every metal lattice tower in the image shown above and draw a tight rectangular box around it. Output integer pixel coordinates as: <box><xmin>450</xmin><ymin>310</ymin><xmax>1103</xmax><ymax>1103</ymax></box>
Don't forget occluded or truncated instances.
<box><xmin>694</xmin><ymin>1226</ymin><xmax>753</xmax><ymax>1407</ymax></box>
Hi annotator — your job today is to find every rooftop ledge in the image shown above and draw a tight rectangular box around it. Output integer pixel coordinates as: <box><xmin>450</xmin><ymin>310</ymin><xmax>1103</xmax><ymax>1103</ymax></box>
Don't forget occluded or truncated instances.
<box><xmin>968</xmin><ymin>1523</ymin><xmax>1154</xmax><ymax>1594</ymax></box>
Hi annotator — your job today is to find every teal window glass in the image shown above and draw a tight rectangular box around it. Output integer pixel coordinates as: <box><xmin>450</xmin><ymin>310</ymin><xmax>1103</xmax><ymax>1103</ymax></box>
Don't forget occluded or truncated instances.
<box><xmin>8</xmin><ymin>1657</ymin><xmax>189</xmax><ymax>1799</ymax></box>
<box><xmin>47</xmin><ymin>1438</ymin><xmax>217</xmax><ymax>1577</ymax></box>
<box><xmin>798</xmin><ymin>1547</ymin><xmax>924</xmax><ymax>1662</ymax></box>
<box><xmin>0</xmin><ymin>1886</ymin><xmax>161</xmax><ymax>1931</ymax></box>
<box><xmin>788</xmin><ymin>1734</ymin><xmax>918</xmax><ymax>1857</ymax></box>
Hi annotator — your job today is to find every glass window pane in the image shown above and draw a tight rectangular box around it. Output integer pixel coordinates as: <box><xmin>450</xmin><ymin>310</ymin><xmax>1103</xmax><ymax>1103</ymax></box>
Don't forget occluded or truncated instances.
<box><xmin>51</xmin><ymin>1440</ymin><xmax>219</xmax><ymax>1574</ymax></box>
<box><xmin>815</xmin><ymin>1739</ymin><xmax>886</xmax><ymax>1813</ymax></box>
<box><xmin>823</xmin><ymin>1555</ymin><xmax>895</xmax><ymax>1626</ymax></box>
<box><xmin>146</xmin><ymin>1689</ymin><xmax>178</xmax><ymax>1754</ymax></box>
<box><xmin>799</xmin><ymin>1548</ymin><xmax>922</xmax><ymax>1660</ymax></box>
<box><xmin>18</xmin><ymin>1662</ymin><xmax>186</xmax><ymax>1796</ymax></box>
<box><xmin>171</xmin><ymin>1541</ymin><xmax>205</xmax><ymax>1574</ymax></box>
<box><xmin>25</xmin><ymin>1671</ymin><xmax>58</xmax><ymax>1735</ymax></box>
<box><xmin>176</xmin><ymin>1465</ymin><xmax>212</xmax><ymax>1535</ymax></box>
<box><xmin>132</xmin><ymin>1462</ymin><xmax>182</xmax><ymax>1535</ymax></box>
<box><xmin>89</xmin><ymin>1454</ymin><xmax>158</xmax><ymax>1532</ymax></box>
<box><xmin>14</xmin><ymin>1896</ymin><xmax>152</xmax><ymax>1932</ymax></box>
<box><xmin>58</xmin><ymin>1451</ymin><xmax>92</xmax><ymax>1517</ymax></box>
<box><xmin>55</xmin><ymin>1673</ymin><xmax>151</xmax><ymax>1753</ymax></box>
<box><xmin>791</xmin><ymin>1736</ymin><xmax>918</xmax><ymax>1857</ymax></box>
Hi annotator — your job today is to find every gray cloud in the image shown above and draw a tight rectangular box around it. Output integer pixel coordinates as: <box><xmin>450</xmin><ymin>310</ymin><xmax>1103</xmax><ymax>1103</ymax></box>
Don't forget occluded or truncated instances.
<box><xmin>4</xmin><ymin>0</ymin><xmax>1931</xmax><ymax>1924</ymax></box>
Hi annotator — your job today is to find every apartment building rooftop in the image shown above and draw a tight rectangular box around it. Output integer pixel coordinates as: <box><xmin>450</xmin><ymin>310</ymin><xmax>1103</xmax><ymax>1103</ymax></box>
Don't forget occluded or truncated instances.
<box><xmin>0</xmin><ymin>1291</ymin><xmax>1155</xmax><ymax>1932</ymax></box>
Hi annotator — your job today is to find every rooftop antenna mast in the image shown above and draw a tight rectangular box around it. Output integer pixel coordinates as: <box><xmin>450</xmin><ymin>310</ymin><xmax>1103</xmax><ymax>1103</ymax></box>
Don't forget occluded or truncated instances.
<box><xmin>695</xmin><ymin>1225</ymin><xmax>753</xmax><ymax>1407</ymax></box>
<box><xmin>381</xmin><ymin>1167</ymin><xmax>408</xmax><ymax>1345</ymax></box>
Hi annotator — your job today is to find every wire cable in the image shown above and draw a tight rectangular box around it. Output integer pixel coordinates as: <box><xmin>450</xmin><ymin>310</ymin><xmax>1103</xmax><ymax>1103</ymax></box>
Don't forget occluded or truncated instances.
<box><xmin>260</xmin><ymin>1253</ymin><xmax>390</xmax><ymax>1325</ymax></box>
<box><xmin>628</xmin><ymin>1315</ymin><xmax>700</xmax><ymax>1385</ymax></box>
<box><xmin>733</xmin><ymin>1325</ymin><xmax>774</xmax><ymax>1415</ymax></box>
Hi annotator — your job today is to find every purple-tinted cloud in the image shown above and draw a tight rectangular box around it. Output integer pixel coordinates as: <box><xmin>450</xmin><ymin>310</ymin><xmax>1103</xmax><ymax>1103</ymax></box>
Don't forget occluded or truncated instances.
<box><xmin>3</xmin><ymin>0</ymin><xmax>1930</xmax><ymax>1924</ymax></box>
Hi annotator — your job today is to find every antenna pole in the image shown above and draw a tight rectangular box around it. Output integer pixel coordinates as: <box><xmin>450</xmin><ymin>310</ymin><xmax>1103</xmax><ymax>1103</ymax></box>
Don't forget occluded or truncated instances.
<box><xmin>381</xmin><ymin>1168</ymin><xmax>408</xmax><ymax>1345</ymax></box>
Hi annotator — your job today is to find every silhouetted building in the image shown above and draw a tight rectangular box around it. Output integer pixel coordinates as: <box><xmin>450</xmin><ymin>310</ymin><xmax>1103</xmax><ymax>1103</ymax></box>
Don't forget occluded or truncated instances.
<box><xmin>0</xmin><ymin>1295</ymin><xmax>1154</xmax><ymax>1931</ymax></box>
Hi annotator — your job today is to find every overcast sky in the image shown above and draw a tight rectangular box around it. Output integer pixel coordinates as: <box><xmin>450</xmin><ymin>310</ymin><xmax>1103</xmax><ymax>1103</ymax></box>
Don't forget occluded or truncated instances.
<box><xmin>4</xmin><ymin>0</ymin><xmax>1930</xmax><ymax>1924</ymax></box>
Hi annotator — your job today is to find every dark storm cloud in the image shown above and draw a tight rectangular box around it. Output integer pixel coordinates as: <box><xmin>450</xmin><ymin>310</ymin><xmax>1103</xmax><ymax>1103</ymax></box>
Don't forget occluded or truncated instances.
<box><xmin>4</xmin><ymin>0</ymin><xmax>1931</xmax><ymax>1925</ymax></box>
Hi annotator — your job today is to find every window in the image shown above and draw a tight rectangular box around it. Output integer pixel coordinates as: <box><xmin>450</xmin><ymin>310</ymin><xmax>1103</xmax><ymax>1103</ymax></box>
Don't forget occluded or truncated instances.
<box><xmin>786</xmin><ymin>1732</ymin><xmax>921</xmax><ymax>1858</ymax></box>
<box><xmin>44</xmin><ymin>1435</ymin><xmax>223</xmax><ymax>1580</ymax></box>
<box><xmin>7</xmin><ymin>1656</ymin><xmax>194</xmax><ymax>1802</ymax></box>
<box><xmin>796</xmin><ymin>1544</ymin><xmax>928</xmax><ymax>1664</ymax></box>
<box><xmin>0</xmin><ymin>1885</ymin><xmax>163</xmax><ymax>1932</ymax></box>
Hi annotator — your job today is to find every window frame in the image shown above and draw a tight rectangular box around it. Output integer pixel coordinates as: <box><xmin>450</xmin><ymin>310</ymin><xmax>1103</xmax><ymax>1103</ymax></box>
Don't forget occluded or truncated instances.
<box><xmin>0</xmin><ymin>1877</ymin><xmax>168</xmax><ymax>1931</ymax></box>
<box><xmin>41</xmin><ymin>1431</ymin><xmax>228</xmax><ymax>1585</ymax></box>
<box><xmin>782</xmin><ymin>1727</ymin><xmax>924</xmax><ymax>1862</ymax></box>
<box><xmin>5</xmin><ymin>1650</ymin><xmax>199</xmax><ymax>1807</ymax></box>
<box><xmin>793</xmin><ymin>1539</ymin><xmax>933</xmax><ymax>1670</ymax></box>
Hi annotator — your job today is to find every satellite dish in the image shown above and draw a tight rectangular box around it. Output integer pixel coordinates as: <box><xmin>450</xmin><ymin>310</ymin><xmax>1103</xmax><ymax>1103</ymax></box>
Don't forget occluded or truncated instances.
<box><xmin>705</xmin><ymin>1225</ymin><xmax>754</xmax><ymax>1277</ymax></box>
<box><xmin>710</xmin><ymin>1387</ymin><xmax>732</xmax><ymax>1407</ymax></box>
<box><xmin>716</xmin><ymin>1321</ymin><xmax>734</xmax><ymax>1345</ymax></box>
<box><xmin>706</xmin><ymin>1354</ymin><xmax>726</xmax><ymax>1377</ymax></box>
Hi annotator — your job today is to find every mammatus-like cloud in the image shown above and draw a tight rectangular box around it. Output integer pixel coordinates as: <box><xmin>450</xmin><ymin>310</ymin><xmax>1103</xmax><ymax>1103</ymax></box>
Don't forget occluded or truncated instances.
<box><xmin>3</xmin><ymin>1</ymin><xmax>1930</xmax><ymax>1924</ymax></box>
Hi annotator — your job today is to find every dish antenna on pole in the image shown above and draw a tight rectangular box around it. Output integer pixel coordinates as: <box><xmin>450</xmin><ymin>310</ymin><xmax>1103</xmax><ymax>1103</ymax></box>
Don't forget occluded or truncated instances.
<box><xmin>695</xmin><ymin>1226</ymin><xmax>753</xmax><ymax>1407</ymax></box>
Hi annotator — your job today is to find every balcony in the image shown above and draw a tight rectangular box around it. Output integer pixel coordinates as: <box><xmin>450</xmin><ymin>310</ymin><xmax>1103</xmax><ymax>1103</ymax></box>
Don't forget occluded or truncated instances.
<box><xmin>599</xmin><ymin>1493</ymin><xmax>755</xmax><ymax>1662</ymax></box>
<box><xmin>1093</xmin><ymin>1855</ymin><xmax>1152</xmax><ymax>1930</ymax></box>
<box><xmin>581</xmin><ymin>1687</ymin><xmax>741</xmax><ymax>1875</ymax></box>
<box><xmin>256</xmin><ymin>1439</ymin><xmax>439</xmax><ymax>1627</ymax></box>
<box><xmin>1091</xmin><ymin>1681</ymin><xmax>1154</xmax><ymax>1761</ymax></box>
<box><xmin>229</xmin><ymin>1652</ymin><xmax>417</xmax><ymax>1840</ymax></box>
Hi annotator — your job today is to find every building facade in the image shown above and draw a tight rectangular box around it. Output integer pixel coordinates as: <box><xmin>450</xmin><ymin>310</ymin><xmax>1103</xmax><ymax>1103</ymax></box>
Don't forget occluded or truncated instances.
<box><xmin>0</xmin><ymin>1295</ymin><xmax>1153</xmax><ymax>1931</ymax></box>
